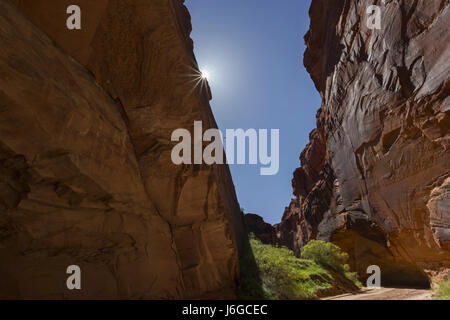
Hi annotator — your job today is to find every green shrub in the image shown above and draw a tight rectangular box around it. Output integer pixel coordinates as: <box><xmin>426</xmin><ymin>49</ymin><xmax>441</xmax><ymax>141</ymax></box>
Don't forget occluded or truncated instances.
<box><xmin>301</xmin><ymin>240</ymin><xmax>348</xmax><ymax>271</ymax></box>
<box><xmin>239</xmin><ymin>235</ymin><xmax>362</xmax><ymax>299</ymax></box>
<box><xmin>301</xmin><ymin>240</ymin><xmax>362</xmax><ymax>287</ymax></box>
<box><xmin>434</xmin><ymin>277</ymin><xmax>450</xmax><ymax>300</ymax></box>
<box><xmin>344</xmin><ymin>271</ymin><xmax>363</xmax><ymax>288</ymax></box>
<box><xmin>239</xmin><ymin>235</ymin><xmax>332</xmax><ymax>299</ymax></box>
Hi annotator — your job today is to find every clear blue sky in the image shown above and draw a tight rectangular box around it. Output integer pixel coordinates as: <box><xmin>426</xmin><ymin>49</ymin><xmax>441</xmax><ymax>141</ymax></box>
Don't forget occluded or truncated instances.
<box><xmin>186</xmin><ymin>0</ymin><xmax>321</xmax><ymax>225</ymax></box>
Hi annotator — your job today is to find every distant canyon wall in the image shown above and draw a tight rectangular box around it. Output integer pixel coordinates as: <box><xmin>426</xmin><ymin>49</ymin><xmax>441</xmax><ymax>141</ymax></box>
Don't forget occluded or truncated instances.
<box><xmin>0</xmin><ymin>0</ymin><xmax>246</xmax><ymax>299</ymax></box>
<box><xmin>278</xmin><ymin>0</ymin><xmax>450</xmax><ymax>286</ymax></box>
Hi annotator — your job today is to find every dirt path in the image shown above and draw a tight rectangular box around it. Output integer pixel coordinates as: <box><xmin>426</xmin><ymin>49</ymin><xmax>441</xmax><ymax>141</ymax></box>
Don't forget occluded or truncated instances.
<box><xmin>322</xmin><ymin>287</ymin><xmax>433</xmax><ymax>300</ymax></box>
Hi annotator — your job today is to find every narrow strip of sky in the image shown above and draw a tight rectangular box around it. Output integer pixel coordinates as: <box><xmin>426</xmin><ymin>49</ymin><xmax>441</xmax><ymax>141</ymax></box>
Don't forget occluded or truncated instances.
<box><xmin>186</xmin><ymin>0</ymin><xmax>321</xmax><ymax>224</ymax></box>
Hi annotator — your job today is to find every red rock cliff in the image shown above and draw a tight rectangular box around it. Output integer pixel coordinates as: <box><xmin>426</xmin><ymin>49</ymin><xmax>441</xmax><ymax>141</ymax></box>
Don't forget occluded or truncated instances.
<box><xmin>244</xmin><ymin>213</ymin><xmax>278</xmax><ymax>246</ymax></box>
<box><xmin>278</xmin><ymin>0</ymin><xmax>450</xmax><ymax>287</ymax></box>
<box><xmin>0</xmin><ymin>0</ymin><xmax>246</xmax><ymax>299</ymax></box>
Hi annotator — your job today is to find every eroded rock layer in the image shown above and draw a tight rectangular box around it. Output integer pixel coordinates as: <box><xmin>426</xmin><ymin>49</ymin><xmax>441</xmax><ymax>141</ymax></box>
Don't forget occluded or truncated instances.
<box><xmin>279</xmin><ymin>0</ymin><xmax>450</xmax><ymax>286</ymax></box>
<box><xmin>244</xmin><ymin>213</ymin><xmax>278</xmax><ymax>246</ymax></box>
<box><xmin>0</xmin><ymin>0</ymin><xmax>246</xmax><ymax>299</ymax></box>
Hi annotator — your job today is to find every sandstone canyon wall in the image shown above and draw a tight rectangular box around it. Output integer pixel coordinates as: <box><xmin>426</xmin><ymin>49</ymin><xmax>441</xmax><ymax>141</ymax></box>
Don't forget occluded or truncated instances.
<box><xmin>0</xmin><ymin>0</ymin><xmax>246</xmax><ymax>299</ymax></box>
<box><xmin>278</xmin><ymin>0</ymin><xmax>450</xmax><ymax>287</ymax></box>
<box><xmin>244</xmin><ymin>213</ymin><xmax>278</xmax><ymax>246</ymax></box>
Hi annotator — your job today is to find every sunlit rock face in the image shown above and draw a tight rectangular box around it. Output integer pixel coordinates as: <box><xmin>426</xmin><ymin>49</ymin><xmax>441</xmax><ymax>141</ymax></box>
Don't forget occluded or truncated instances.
<box><xmin>0</xmin><ymin>0</ymin><xmax>246</xmax><ymax>299</ymax></box>
<box><xmin>278</xmin><ymin>0</ymin><xmax>450</xmax><ymax>287</ymax></box>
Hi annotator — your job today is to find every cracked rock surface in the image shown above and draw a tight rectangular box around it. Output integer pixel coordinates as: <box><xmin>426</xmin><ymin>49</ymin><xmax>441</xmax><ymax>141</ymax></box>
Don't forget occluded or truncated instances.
<box><xmin>278</xmin><ymin>0</ymin><xmax>450</xmax><ymax>286</ymax></box>
<box><xmin>0</xmin><ymin>0</ymin><xmax>246</xmax><ymax>299</ymax></box>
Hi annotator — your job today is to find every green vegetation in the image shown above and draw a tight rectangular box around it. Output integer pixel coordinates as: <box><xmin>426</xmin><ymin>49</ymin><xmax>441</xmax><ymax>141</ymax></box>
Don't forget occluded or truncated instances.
<box><xmin>239</xmin><ymin>235</ymin><xmax>361</xmax><ymax>300</ymax></box>
<box><xmin>301</xmin><ymin>240</ymin><xmax>362</xmax><ymax>287</ymax></box>
<box><xmin>433</xmin><ymin>276</ymin><xmax>450</xmax><ymax>300</ymax></box>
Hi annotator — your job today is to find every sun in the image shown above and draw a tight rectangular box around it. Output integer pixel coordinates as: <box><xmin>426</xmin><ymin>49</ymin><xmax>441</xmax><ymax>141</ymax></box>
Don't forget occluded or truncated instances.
<box><xmin>201</xmin><ymin>70</ymin><xmax>209</xmax><ymax>80</ymax></box>
<box><xmin>183</xmin><ymin>66</ymin><xmax>213</xmax><ymax>95</ymax></box>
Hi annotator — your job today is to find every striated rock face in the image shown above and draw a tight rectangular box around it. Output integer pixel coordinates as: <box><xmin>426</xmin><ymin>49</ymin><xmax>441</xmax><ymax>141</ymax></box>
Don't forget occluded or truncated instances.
<box><xmin>0</xmin><ymin>0</ymin><xmax>246</xmax><ymax>299</ymax></box>
<box><xmin>244</xmin><ymin>213</ymin><xmax>278</xmax><ymax>246</ymax></box>
<box><xmin>279</xmin><ymin>0</ymin><xmax>450</xmax><ymax>286</ymax></box>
